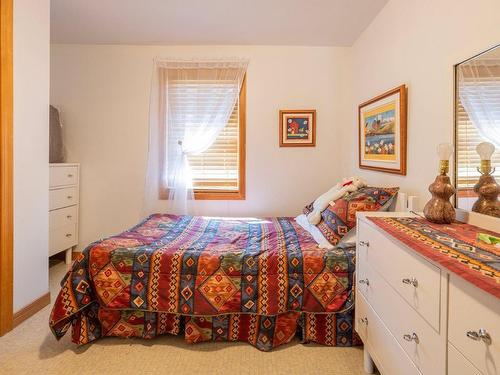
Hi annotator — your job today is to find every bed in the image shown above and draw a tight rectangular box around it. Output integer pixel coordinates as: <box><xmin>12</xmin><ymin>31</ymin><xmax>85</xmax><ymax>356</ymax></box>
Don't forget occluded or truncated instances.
<box><xmin>49</xmin><ymin>214</ymin><xmax>359</xmax><ymax>351</ymax></box>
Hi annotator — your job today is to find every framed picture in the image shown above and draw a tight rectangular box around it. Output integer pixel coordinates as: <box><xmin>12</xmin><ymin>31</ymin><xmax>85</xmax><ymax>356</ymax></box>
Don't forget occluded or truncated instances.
<box><xmin>358</xmin><ymin>85</ymin><xmax>407</xmax><ymax>175</ymax></box>
<box><xmin>279</xmin><ymin>109</ymin><xmax>316</xmax><ymax>147</ymax></box>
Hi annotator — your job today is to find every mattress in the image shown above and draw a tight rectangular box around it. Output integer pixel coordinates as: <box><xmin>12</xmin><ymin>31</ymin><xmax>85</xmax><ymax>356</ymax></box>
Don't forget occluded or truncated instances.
<box><xmin>49</xmin><ymin>214</ymin><xmax>359</xmax><ymax>350</ymax></box>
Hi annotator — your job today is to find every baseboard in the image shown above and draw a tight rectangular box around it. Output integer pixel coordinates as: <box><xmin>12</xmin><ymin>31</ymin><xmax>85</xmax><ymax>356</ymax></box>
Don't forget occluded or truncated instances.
<box><xmin>13</xmin><ymin>292</ymin><xmax>50</xmax><ymax>328</ymax></box>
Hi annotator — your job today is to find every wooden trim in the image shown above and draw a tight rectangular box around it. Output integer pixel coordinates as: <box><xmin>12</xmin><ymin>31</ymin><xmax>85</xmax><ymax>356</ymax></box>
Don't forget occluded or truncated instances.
<box><xmin>237</xmin><ymin>74</ymin><xmax>246</xmax><ymax>199</ymax></box>
<box><xmin>194</xmin><ymin>190</ymin><xmax>245</xmax><ymax>200</ymax></box>
<box><xmin>0</xmin><ymin>0</ymin><xmax>14</xmax><ymax>336</ymax></box>
<box><xmin>12</xmin><ymin>293</ymin><xmax>50</xmax><ymax>328</ymax></box>
<box><xmin>158</xmin><ymin>68</ymin><xmax>167</xmax><ymax>200</ymax></box>
<box><xmin>453</xmin><ymin>63</ymin><xmax>459</xmax><ymax>207</ymax></box>
<box><xmin>358</xmin><ymin>85</ymin><xmax>407</xmax><ymax>175</ymax></box>
<box><xmin>279</xmin><ymin>109</ymin><xmax>316</xmax><ymax>147</ymax></box>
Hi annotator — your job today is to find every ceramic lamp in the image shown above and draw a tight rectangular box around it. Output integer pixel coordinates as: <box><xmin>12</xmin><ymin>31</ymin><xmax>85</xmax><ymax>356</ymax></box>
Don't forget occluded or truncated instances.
<box><xmin>423</xmin><ymin>143</ymin><xmax>456</xmax><ymax>224</ymax></box>
<box><xmin>472</xmin><ymin>142</ymin><xmax>500</xmax><ymax>217</ymax></box>
<box><xmin>476</xmin><ymin>142</ymin><xmax>495</xmax><ymax>174</ymax></box>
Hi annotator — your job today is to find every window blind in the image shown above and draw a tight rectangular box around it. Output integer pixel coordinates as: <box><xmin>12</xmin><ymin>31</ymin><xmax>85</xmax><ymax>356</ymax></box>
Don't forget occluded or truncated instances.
<box><xmin>187</xmin><ymin>100</ymin><xmax>240</xmax><ymax>190</ymax></box>
<box><xmin>166</xmin><ymin>78</ymin><xmax>241</xmax><ymax>192</ymax></box>
<box><xmin>456</xmin><ymin>97</ymin><xmax>500</xmax><ymax>190</ymax></box>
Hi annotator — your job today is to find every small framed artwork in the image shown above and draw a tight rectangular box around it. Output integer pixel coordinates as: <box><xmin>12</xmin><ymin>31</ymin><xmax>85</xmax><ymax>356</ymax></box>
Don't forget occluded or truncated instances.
<box><xmin>358</xmin><ymin>85</ymin><xmax>407</xmax><ymax>175</ymax></box>
<box><xmin>279</xmin><ymin>109</ymin><xmax>316</xmax><ymax>147</ymax></box>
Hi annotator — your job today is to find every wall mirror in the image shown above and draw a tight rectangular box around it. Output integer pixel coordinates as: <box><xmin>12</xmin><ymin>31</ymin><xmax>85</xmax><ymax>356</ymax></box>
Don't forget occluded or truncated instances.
<box><xmin>454</xmin><ymin>44</ymin><xmax>500</xmax><ymax>218</ymax></box>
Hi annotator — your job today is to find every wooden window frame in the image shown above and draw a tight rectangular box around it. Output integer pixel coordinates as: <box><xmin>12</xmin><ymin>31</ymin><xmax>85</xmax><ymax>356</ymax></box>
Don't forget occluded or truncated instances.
<box><xmin>159</xmin><ymin>75</ymin><xmax>246</xmax><ymax>201</ymax></box>
<box><xmin>0</xmin><ymin>0</ymin><xmax>14</xmax><ymax>336</ymax></box>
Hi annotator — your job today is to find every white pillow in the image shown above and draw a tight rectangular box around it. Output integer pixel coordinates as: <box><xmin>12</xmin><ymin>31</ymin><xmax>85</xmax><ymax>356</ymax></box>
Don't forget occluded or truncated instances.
<box><xmin>295</xmin><ymin>214</ymin><xmax>334</xmax><ymax>249</ymax></box>
<box><xmin>306</xmin><ymin>177</ymin><xmax>367</xmax><ymax>225</ymax></box>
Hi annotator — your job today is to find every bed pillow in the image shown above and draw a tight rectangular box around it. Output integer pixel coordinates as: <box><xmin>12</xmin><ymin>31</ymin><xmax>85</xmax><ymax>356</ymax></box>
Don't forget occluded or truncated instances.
<box><xmin>336</xmin><ymin>189</ymin><xmax>398</xmax><ymax>247</ymax></box>
<box><xmin>295</xmin><ymin>214</ymin><xmax>334</xmax><ymax>249</ymax></box>
<box><xmin>307</xmin><ymin>187</ymin><xmax>399</xmax><ymax>246</ymax></box>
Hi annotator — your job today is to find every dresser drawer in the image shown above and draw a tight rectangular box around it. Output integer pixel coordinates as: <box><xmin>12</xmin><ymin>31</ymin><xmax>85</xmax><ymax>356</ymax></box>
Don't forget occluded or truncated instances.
<box><xmin>357</xmin><ymin>260</ymin><xmax>445</xmax><ymax>374</ymax></box>
<box><xmin>448</xmin><ymin>275</ymin><xmax>500</xmax><ymax>375</ymax></box>
<box><xmin>49</xmin><ymin>165</ymin><xmax>78</xmax><ymax>187</ymax></box>
<box><xmin>356</xmin><ymin>293</ymin><xmax>421</xmax><ymax>375</ymax></box>
<box><xmin>358</xmin><ymin>220</ymin><xmax>441</xmax><ymax>330</ymax></box>
<box><xmin>49</xmin><ymin>205</ymin><xmax>77</xmax><ymax>230</ymax></box>
<box><xmin>49</xmin><ymin>187</ymin><xmax>78</xmax><ymax>211</ymax></box>
<box><xmin>448</xmin><ymin>343</ymin><xmax>482</xmax><ymax>375</ymax></box>
<box><xmin>49</xmin><ymin>223</ymin><xmax>77</xmax><ymax>256</ymax></box>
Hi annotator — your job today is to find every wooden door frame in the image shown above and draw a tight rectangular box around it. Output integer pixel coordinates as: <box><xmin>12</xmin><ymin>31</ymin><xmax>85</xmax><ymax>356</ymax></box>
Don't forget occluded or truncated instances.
<box><xmin>0</xmin><ymin>0</ymin><xmax>14</xmax><ymax>336</ymax></box>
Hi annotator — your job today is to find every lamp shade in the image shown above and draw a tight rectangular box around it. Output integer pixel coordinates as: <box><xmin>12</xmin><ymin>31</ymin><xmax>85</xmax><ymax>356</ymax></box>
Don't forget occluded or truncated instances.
<box><xmin>476</xmin><ymin>142</ymin><xmax>495</xmax><ymax>161</ymax></box>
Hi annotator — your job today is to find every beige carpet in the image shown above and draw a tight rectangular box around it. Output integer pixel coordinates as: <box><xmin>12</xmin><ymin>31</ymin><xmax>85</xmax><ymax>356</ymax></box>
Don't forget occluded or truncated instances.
<box><xmin>0</xmin><ymin>261</ymin><xmax>367</xmax><ymax>375</ymax></box>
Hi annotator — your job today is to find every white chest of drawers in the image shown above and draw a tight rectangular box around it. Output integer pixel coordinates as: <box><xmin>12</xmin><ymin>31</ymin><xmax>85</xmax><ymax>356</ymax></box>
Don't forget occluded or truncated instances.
<box><xmin>356</xmin><ymin>212</ymin><xmax>500</xmax><ymax>375</ymax></box>
<box><xmin>49</xmin><ymin>163</ymin><xmax>79</xmax><ymax>264</ymax></box>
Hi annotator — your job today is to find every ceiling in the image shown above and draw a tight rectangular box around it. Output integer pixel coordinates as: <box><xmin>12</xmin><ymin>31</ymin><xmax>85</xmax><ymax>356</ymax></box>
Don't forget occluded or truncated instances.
<box><xmin>50</xmin><ymin>0</ymin><xmax>388</xmax><ymax>46</ymax></box>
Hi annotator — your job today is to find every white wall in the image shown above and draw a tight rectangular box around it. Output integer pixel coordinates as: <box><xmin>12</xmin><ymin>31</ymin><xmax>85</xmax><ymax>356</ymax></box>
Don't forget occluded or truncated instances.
<box><xmin>13</xmin><ymin>0</ymin><xmax>50</xmax><ymax>311</ymax></box>
<box><xmin>50</xmin><ymin>45</ymin><xmax>350</xmax><ymax>250</ymax></box>
<box><xmin>343</xmin><ymin>0</ymin><xmax>500</xmax><ymax>207</ymax></box>
<box><xmin>51</xmin><ymin>0</ymin><xmax>500</xmax><ymax>252</ymax></box>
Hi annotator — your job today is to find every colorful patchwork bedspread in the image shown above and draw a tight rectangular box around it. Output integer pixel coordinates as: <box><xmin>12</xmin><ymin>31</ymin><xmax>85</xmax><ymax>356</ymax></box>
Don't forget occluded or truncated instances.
<box><xmin>49</xmin><ymin>214</ymin><xmax>360</xmax><ymax>350</ymax></box>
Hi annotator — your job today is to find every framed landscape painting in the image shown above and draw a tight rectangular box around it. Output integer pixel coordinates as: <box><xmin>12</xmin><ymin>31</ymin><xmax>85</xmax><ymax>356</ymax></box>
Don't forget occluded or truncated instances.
<box><xmin>358</xmin><ymin>85</ymin><xmax>407</xmax><ymax>175</ymax></box>
<box><xmin>279</xmin><ymin>109</ymin><xmax>316</xmax><ymax>147</ymax></box>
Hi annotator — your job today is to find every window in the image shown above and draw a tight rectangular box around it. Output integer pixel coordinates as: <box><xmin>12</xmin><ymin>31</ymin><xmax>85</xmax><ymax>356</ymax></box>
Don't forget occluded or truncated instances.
<box><xmin>160</xmin><ymin>74</ymin><xmax>246</xmax><ymax>200</ymax></box>
<box><xmin>456</xmin><ymin>99</ymin><xmax>500</xmax><ymax>194</ymax></box>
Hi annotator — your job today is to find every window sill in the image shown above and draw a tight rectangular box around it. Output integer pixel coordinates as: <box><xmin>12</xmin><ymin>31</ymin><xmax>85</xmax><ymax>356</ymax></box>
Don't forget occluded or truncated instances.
<box><xmin>159</xmin><ymin>187</ymin><xmax>245</xmax><ymax>200</ymax></box>
<box><xmin>194</xmin><ymin>190</ymin><xmax>245</xmax><ymax>200</ymax></box>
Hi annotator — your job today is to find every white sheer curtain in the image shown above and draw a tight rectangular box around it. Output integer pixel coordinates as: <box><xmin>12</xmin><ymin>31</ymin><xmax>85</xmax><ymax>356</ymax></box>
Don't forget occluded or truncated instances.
<box><xmin>458</xmin><ymin>58</ymin><xmax>500</xmax><ymax>148</ymax></box>
<box><xmin>143</xmin><ymin>59</ymin><xmax>248</xmax><ymax>216</ymax></box>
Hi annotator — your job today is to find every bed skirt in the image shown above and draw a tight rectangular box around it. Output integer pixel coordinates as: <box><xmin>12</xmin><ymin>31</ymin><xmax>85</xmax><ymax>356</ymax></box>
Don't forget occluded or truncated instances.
<box><xmin>67</xmin><ymin>302</ymin><xmax>361</xmax><ymax>351</ymax></box>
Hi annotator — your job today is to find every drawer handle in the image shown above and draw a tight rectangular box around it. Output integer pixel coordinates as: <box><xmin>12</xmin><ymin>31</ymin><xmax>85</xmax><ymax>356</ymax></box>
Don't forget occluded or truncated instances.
<box><xmin>65</xmin><ymin>233</ymin><xmax>72</xmax><ymax>237</ymax></box>
<box><xmin>67</xmin><ymin>174</ymin><xmax>74</xmax><ymax>178</ymax></box>
<box><xmin>359</xmin><ymin>278</ymin><xmax>370</xmax><ymax>286</ymax></box>
<box><xmin>359</xmin><ymin>241</ymin><xmax>370</xmax><ymax>247</ymax></box>
<box><xmin>67</xmin><ymin>196</ymin><xmax>73</xmax><ymax>199</ymax></box>
<box><xmin>66</xmin><ymin>215</ymin><xmax>73</xmax><ymax>219</ymax></box>
<box><xmin>467</xmin><ymin>329</ymin><xmax>491</xmax><ymax>344</ymax></box>
<box><xmin>358</xmin><ymin>317</ymin><xmax>368</xmax><ymax>325</ymax></box>
<box><xmin>403</xmin><ymin>332</ymin><xmax>419</xmax><ymax>344</ymax></box>
<box><xmin>467</xmin><ymin>331</ymin><xmax>480</xmax><ymax>341</ymax></box>
<box><xmin>402</xmin><ymin>277</ymin><xmax>418</xmax><ymax>287</ymax></box>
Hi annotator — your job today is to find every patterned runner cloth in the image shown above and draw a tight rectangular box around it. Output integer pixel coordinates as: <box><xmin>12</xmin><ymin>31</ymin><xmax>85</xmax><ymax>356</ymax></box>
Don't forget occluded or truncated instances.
<box><xmin>368</xmin><ymin>217</ymin><xmax>500</xmax><ymax>298</ymax></box>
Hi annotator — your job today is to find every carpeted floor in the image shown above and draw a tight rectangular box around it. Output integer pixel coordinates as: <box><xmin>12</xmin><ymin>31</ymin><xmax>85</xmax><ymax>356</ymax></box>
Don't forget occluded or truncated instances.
<box><xmin>0</xmin><ymin>261</ymin><xmax>368</xmax><ymax>375</ymax></box>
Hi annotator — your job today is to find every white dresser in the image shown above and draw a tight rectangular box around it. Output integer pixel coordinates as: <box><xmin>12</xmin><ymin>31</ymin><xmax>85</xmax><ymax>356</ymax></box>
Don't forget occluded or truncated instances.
<box><xmin>356</xmin><ymin>212</ymin><xmax>500</xmax><ymax>375</ymax></box>
<box><xmin>49</xmin><ymin>163</ymin><xmax>79</xmax><ymax>264</ymax></box>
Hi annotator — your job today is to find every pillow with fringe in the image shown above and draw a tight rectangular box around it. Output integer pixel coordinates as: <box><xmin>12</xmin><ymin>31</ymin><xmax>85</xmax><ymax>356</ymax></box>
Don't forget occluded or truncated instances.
<box><xmin>306</xmin><ymin>187</ymin><xmax>399</xmax><ymax>246</ymax></box>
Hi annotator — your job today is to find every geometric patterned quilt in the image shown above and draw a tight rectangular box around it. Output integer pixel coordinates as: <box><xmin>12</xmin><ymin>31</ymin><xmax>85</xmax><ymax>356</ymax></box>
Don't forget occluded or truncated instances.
<box><xmin>369</xmin><ymin>216</ymin><xmax>500</xmax><ymax>299</ymax></box>
<box><xmin>49</xmin><ymin>214</ymin><xmax>359</xmax><ymax>350</ymax></box>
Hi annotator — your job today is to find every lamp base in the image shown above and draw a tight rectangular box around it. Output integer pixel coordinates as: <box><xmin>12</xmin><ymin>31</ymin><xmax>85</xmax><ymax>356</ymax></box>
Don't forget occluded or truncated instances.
<box><xmin>472</xmin><ymin>174</ymin><xmax>500</xmax><ymax>218</ymax></box>
<box><xmin>423</xmin><ymin>174</ymin><xmax>456</xmax><ymax>224</ymax></box>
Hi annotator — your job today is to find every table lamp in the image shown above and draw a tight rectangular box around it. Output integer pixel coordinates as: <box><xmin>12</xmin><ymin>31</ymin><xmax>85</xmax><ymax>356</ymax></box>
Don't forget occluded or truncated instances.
<box><xmin>472</xmin><ymin>142</ymin><xmax>500</xmax><ymax>218</ymax></box>
<box><xmin>423</xmin><ymin>143</ymin><xmax>456</xmax><ymax>224</ymax></box>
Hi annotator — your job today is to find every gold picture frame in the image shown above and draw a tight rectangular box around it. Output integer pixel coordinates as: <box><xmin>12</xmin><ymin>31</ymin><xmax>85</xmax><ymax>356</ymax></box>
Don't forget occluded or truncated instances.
<box><xmin>358</xmin><ymin>85</ymin><xmax>407</xmax><ymax>175</ymax></box>
<box><xmin>279</xmin><ymin>109</ymin><xmax>316</xmax><ymax>147</ymax></box>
